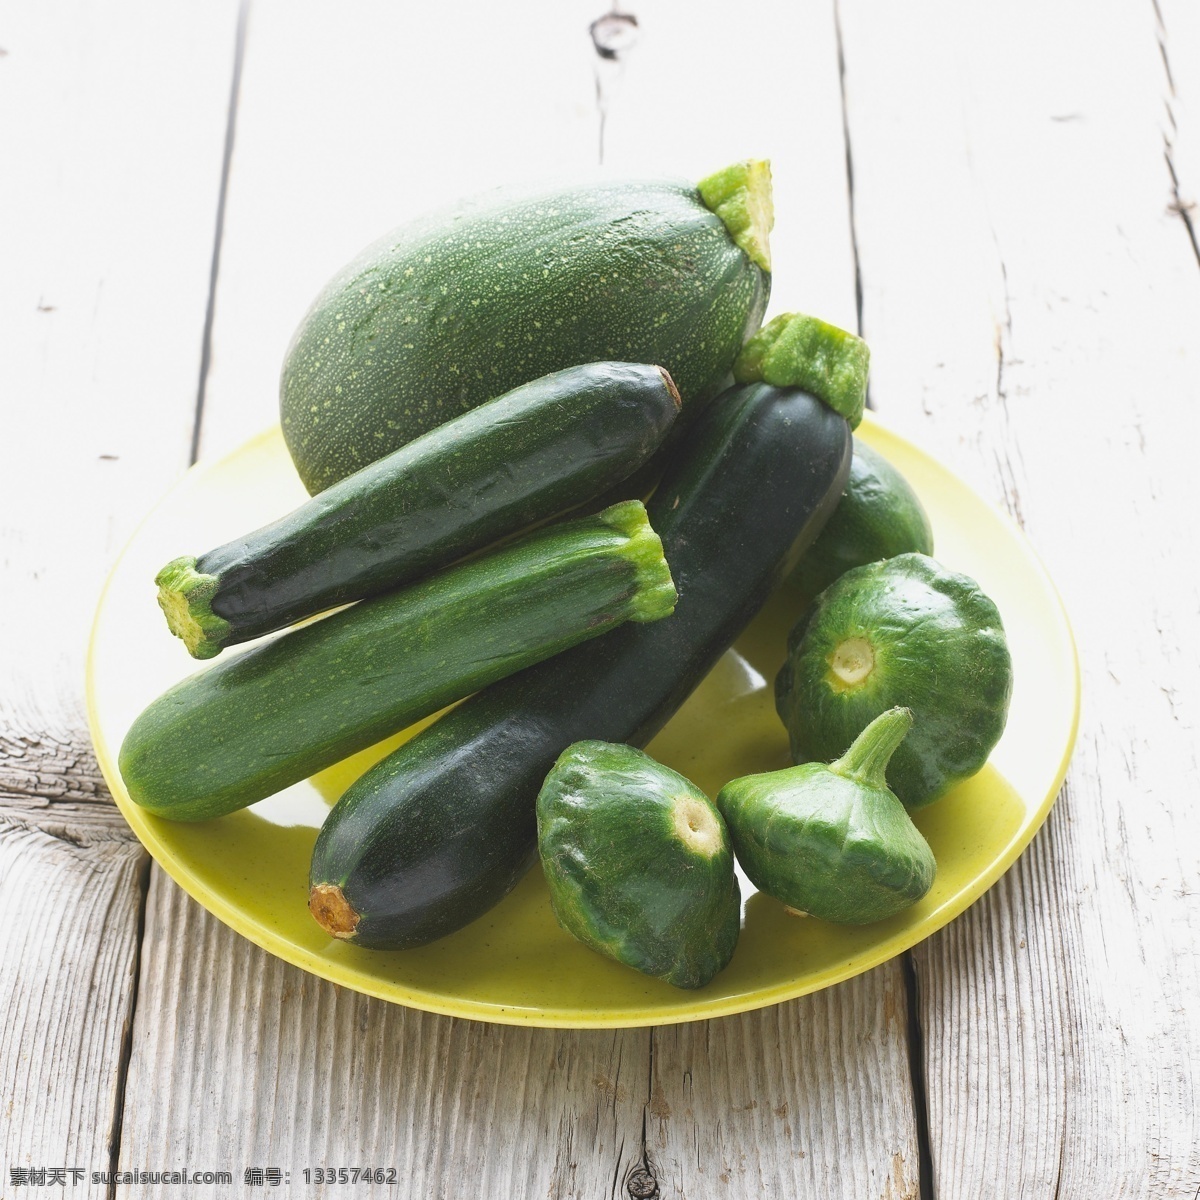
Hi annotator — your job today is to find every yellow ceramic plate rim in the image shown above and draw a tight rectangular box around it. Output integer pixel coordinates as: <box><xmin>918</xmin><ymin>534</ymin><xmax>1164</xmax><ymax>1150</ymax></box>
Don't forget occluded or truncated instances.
<box><xmin>86</xmin><ymin>413</ymin><xmax>1080</xmax><ymax>1028</ymax></box>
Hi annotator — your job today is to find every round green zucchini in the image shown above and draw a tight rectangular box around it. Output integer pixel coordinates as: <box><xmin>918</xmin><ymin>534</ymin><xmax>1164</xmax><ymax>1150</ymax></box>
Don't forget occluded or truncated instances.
<box><xmin>120</xmin><ymin>501</ymin><xmax>676</xmax><ymax>822</ymax></box>
<box><xmin>718</xmin><ymin>707</ymin><xmax>935</xmax><ymax>924</ymax></box>
<box><xmin>281</xmin><ymin>161</ymin><xmax>772</xmax><ymax>493</ymax></box>
<box><xmin>775</xmin><ymin>553</ymin><xmax>1013</xmax><ymax>808</ymax></box>
<box><xmin>537</xmin><ymin>741</ymin><xmax>740</xmax><ymax>989</ymax></box>
<box><xmin>309</xmin><ymin>381</ymin><xmax>851</xmax><ymax>949</ymax></box>
<box><xmin>156</xmin><ymin>362</ymin><xmax>681</xmax><ymax>658</ymax></box>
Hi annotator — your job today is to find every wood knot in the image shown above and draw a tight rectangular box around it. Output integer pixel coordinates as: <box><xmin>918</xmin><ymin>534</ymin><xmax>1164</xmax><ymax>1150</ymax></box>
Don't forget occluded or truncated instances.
<box><xmin>590</xmin><ymin>12</ymin><xmax>639</xmax><ymax>60</ymax></box>
<box><xmin>625</xmin><ymin>1167</ymin><xmax>658</xmax><ymax>1199</ymax></box>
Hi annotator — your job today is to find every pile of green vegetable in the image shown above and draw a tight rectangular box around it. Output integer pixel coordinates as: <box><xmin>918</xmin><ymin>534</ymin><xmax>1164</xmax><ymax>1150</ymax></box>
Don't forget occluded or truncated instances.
<box><xmin>120</xmin><ymin>158</ymin><xmax>1013</xmax><ymax>991</ymax></box>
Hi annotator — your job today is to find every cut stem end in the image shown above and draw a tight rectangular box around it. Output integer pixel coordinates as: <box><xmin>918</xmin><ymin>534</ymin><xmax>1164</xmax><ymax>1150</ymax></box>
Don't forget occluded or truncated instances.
<box><xmin>597</xmin><ymin>500</ymin><xmax>677</xmax><ymax>623</ymax></box>
<box><xmin>697</xmin><ymin>159</ymin><xmax>774</xmax><ymax>272</ymax></box>
<box><xmin>732</xmin><ymin>311</ymin><xmax>869</xmax><ymax>428</ymax></box>
<box><xmin>827</xmin><ymin>636</ymin><xmax>876</xmax><ymax>690</ymax></box>
<box><xmin>657</xmin><ymin>366</ymin><xmax>683</xmax><ymax>412</ymax></box>
<box><xmin>671</xmin><ymin>794</ymin><xmax>722</xmax><ymax>857</ymax></box>
<box><xmin>154</xmin><ymin>556</ymin><xmax>230</xmax><ymax>659</ymax></box>
<box><xmin>309</xmin><ymin>883</ymin><xmax>361</xmax><ymax>940</ymax></box>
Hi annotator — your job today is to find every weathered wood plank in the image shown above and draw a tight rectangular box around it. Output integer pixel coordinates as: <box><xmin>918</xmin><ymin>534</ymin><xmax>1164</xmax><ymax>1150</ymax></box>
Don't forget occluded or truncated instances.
<box><xmin>121</xmin><ymin>3</ymin><xmax>641</xmax><ymax>1194</ymax></box>
<box><xmin>648</xmin><ymin>967</ymin><xmax>919</xmax><ymax>1199</ymax></box>
<box><xmin>609</xmin><ymin>5</ymin><xmax>918</xmax><ymax>1197</ymax></box>
<box><xmin>839</xmin><ymin>0</ymin><xmax>1200</xmax><ymax>1194</ymax></box>
<box><xmin>601</xmin><ymin>0</ymin><xmax>860</xmax><ymax>334</ymax></box>
<box><xmin>0</xmin><ymin>0</ymin><xmax>239</xmax><ymax>1184</ymax></box>
<box><xmin>121</xmin><ymin>878</ymin><xmax>648</xmax><ymax>1198</ymax></box>
<box><xmin>1157</xmin><ymin>0</ymin><xmax>1200</xmax><ymax>263</ymax></box>
<box><xmin>121</xmin><ymin>2</ymin><xmax>921</xmax><ymax>1196</ymax></box>
<box><xmin>194</xmin><ymin>0</ymin><xmax>599</xmax><ymax>459</ymax></box>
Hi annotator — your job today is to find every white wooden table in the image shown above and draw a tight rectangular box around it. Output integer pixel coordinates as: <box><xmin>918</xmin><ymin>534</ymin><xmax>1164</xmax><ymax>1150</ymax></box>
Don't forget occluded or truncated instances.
<box><xmin>4</xmin><ymin>2</ymin><xmax>1199</xmax><ymax>1196</ymax></box>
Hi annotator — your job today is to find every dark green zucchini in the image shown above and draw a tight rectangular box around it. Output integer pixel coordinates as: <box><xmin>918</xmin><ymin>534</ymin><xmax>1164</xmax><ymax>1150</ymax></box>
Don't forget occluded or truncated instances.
<box><xmin>120</xmin><ymin>501</ymin><xmax>676</xmax><ymax>823</ymax></box>
<box><xmin>309</xmin><ymin>381</ymin><xmax>851</xmax><ymax>949</ymax></box>
<box><xmin>156</xmin><ymin>362</ymin><xmax>681</xmax><ymax>659</ymax></box>
<box><xmin>281</xmin><ymin>161</ymin><xmax>772</xmax><ymax>493</ymax></box>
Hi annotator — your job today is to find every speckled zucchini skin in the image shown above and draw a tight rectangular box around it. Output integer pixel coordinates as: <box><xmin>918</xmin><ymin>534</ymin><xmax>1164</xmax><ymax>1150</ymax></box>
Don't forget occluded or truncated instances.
<box><xmin>120</xmin><ymin>501</ymin><xmax>676</xmax><ymax>823</ymax></box>
<box><xmin>308</xmin><ymin>383</ymin><xmax>851</xmax><ymax>949</ymax></box>
<box><xmin>281</xmin><ymin>179</ymin><xmax>769</xmax><ymax>493</ymax></box>
<box><xmin>157</xmin><ymin>362</ymin><xmax>680</xmax><ymax>657</ymax></box>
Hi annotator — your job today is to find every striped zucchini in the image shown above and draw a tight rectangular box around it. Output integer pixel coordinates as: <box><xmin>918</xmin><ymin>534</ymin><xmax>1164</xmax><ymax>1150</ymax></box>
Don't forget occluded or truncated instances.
<box><xmin>308</xmin><ymin>382</ymin><xmax>852</xmax><ymax>948</ymax></box>
<box><xmin>156</xmin><ymin>362</ymin><xmax>680</xmax><ymax>658</ymax></box>
<box><xmin>120</xmin><ymin>501</ymin><xmax>676</xmax><ymax>822</ymax></box>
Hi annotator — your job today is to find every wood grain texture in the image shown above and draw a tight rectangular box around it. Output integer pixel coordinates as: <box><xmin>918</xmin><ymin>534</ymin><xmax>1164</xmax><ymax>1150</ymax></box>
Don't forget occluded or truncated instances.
<box><xmin>115</xmin><ymin>3</ymin><xmax>920</xmax><ymax>1197</ymax></box>
<box><xmin>121</xmin><ymin>876</ymin><xmax>649</xmax><ymax>1199</ymax></box>
<box><xmin>838</xmin><ymin>0</ymin><xmax>1200</xmax><ymax>1194</ymax></box>
<box><xmin>194</xmin><ymin>0</ymin><xmax>599</xmax><ymax>460</ymax></box>
<box><xmin>648</xmin><ymin>966</ymin><xmax>919</xmax><ymax>1199</ymax></box>
<box><xmin>0</xmin><ymin>0</ymin><xmax>239</xmax><ymax>1184</ymax></box>
<box><xmin>120</xmin><ymin>880</ymin><xmax>921</xmax><ymax>1200</ymax></box>
<box><xmin>599</xmin><ymin>0</ymin><xmax>860</xmax><ymax>335</ymax></box>
<box><xmin>0</xmin><ymin>812</ymin><xmax>147</xmax><ymax>1186</ymax></box>
<box><xmin>1157</xmin><ymin>0</ymin><xmax>1200</xmax><ymax>265</ymax></box>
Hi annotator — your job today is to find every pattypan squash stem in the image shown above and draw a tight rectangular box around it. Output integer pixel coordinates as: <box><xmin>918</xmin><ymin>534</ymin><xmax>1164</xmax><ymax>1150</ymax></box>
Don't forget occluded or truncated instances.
<box><xmin>831</xmin><ymin>707</ymin><xmax>914</xmax><ymax>787</ymax></box>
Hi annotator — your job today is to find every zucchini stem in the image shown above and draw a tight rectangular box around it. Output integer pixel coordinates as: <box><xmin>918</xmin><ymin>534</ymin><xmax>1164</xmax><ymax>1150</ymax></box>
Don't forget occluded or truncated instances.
<box><xmin>309</xmin><ymin>883</ymin><xmax>361</xmax><ymax>940</ymax></box>
<box><xmin>597</xmin><ymin>500</ymin><xmax>678</xmax><ymax>623</ymax></box>
<box><xmin>697</xmin><ymin>159</ymin><xmax>774</xmax><ymax>272</ymax></box>
<box><xmin>155</xmin><ymin>556</ymin><xmax>231</xmax><ymax>659</ymax></box>
<box><xmin>733</xmin><ymin>311</ymin><xmax>869</xmax><ymax>428</ymax></box>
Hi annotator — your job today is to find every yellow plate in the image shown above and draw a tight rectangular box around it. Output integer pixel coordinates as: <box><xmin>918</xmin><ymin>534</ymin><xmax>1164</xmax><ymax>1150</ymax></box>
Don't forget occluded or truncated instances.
<box><xmin>87</xmin><ymin>415</ymin><xmax>1079</xmax><ymax>1028</ymax></box>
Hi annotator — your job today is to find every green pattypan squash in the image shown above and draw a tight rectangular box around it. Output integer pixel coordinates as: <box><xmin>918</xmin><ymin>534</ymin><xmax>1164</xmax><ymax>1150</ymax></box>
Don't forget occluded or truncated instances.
<box><xmin>536</xmin><ymin>741</ymin><xmax>740</xmax><ymax>989</ymax></box>
<box><xmin>718</xmin><ymin>707</ymin><xmax>935</xmax><ymax>924</ymax></box>
<box><xmin>789</xmin><ymin>438</ymin><xmax>934</xmax><ymax>601</ymax></box>
<box><xmin>776</xmin><ymin>553</ymin><xmax>1013</xmax><ymax>807</ymax></box>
